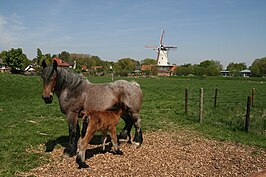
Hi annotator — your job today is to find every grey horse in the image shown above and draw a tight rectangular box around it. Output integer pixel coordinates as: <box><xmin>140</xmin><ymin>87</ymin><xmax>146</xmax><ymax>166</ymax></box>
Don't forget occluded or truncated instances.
<box><xmin>41</xmin><ymin>60</ymin><xmax>143</xmax><ymax>158</ymax></box>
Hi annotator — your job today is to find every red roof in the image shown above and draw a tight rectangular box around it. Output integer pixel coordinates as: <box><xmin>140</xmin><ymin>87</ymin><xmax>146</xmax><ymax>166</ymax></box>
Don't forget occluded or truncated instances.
<box><xmin>170</xmin><ymin>65</ymin><xmax>177</xmax><ymax>71</ymax></box>
<box><xmin>141</xmin><ymin>64</ymin><xmax>153</xmax><ymax>71</ymax></box>
<box><xmin>53</xmin><ymin>58</ymin><xmax>71</xmax><ymax>67</ymax></box>
<box><xmin>81</xmin><ymin>65</ymin><xmax>88</xmax><ymax>70</ymax></box>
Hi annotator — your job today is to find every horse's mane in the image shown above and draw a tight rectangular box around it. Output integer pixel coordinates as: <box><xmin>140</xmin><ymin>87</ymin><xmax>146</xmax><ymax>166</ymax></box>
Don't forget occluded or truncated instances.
<box><xmin>42</xmin><ymin>65</ymin><xmax>87</xmax><ymax>95</ymax></box>
<box><xmin>56</xmin><ymin>67</ymin><xmax>87</xmax><ymax>93</ymax></box>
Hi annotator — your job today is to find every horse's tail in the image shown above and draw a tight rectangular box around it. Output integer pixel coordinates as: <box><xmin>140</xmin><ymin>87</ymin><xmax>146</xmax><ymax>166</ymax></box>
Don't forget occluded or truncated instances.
<box><xmin>130</xmin><ymin>80</ymin><xmax>140</xmax><ymax>87</ymax></box>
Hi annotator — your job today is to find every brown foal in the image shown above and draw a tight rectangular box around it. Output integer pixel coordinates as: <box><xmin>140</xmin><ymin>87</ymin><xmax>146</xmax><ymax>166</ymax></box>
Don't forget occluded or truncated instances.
<box><xmin>76</xmin><ymin>108</ymin><xmax>124</xmax><ymax>168</ymax></box>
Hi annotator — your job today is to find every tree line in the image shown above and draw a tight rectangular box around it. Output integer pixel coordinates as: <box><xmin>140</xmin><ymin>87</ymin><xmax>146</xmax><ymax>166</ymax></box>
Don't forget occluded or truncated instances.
<box><xmin>0</xmin><ymin>48</ymin><xmax>266</xmax><ymax>77</ymax></box>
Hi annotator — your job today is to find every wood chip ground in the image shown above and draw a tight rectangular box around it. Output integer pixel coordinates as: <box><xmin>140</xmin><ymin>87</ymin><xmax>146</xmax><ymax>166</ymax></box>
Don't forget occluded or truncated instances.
<box><xmin>18</xmin><ymin>130</ymin><xmax>266</xmax><ymax>177</ymax></box>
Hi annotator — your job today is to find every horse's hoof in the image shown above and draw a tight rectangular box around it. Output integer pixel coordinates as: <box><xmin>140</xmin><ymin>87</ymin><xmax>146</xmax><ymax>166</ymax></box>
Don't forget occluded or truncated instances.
<box><xmin>119</xmin><ymin>130</ymin><xmax>128</xmax><ymax>140</ymax></box>
<box><xmin>76</xmin><ymin>156</ymin><xmax>89</xmax><ymax>169</ymax></box>
<box><xmin>61</xmin><ymin>153</ymin><xmax>71</xmax><ymax>159</ymax></box>
<box><xmin>78</xmin><ymin>162</ymin><xmax>89</xmax><ymax>169</ymax></box>
<box><xmin>119</xmin><ymin>138</ymin><xmax>128</xmax><ymax>145</ymax></box>
<box><xmin>101</xmin><ymin>148</ymin><xmax>107</xmax><ymax>154</ymax></box>
<box><xmin>133</xmin><ymin>142</ymin><xmax>141</xmax><ymax>148</ymax></box>
<box><xmin>133</xmin><ymin>129</ymin><xmax>143</xmax><ymax>144</ymax></box>
<box><xmin>114</xmin><ymin>149</ymin><xmax>123</xmax><ymax>155</ymax></box>
<box><xmin>63</xmin><ymin>148</ymin><xmax>76</xmax><ymax>158</ymax></box>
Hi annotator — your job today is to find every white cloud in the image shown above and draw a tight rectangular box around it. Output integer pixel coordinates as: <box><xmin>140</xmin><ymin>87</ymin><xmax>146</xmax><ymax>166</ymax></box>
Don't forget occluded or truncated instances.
<box><xmin>0</xmin><ymin>14</ymin><xmax>27</xmax><ymax>49</ymax></box>
<box><xmin>0</xmin><ymin>15</ymin><xmax>15</xmax><ymax>48</ymax></box>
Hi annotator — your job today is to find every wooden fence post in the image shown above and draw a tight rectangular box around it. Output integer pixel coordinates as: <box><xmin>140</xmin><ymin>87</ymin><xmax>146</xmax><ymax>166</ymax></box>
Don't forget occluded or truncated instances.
<box><xmin>245</xmin><ymin>96</ymin><xmax>251</xmax><ymax>133</ymax></box>
<box><xmin>185</xmin><ymin>87</ymin><xmax>188</xmax><ymax>114</ymax></box>
<box><xmin>214</xmin><ymin>88</ymin><xmax>218</xmax><ymax>108</ymax></box>
<box><xmin>251</xmin><ymin>88</ymin><xmax>255</xmax><ymax>107</ymax></box>
<box><xmin>199</xmin><ymin>88</ymin><xmax>203</xmax><ymax>123</ymax></box>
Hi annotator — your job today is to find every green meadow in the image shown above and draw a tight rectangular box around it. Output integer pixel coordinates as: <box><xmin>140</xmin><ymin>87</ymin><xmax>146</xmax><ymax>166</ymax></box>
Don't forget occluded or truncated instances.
<box><xmin>0</xmin><ymin>73</ymin><xmax>266</xmax><ymax>176</ymax></box>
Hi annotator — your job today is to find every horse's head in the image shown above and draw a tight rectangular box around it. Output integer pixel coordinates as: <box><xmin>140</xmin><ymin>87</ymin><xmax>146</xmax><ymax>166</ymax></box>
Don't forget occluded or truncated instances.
<box><xmin>41</xmin><ymin>60</ymin><xmax>58</xmax><ymax>104</ymax></box>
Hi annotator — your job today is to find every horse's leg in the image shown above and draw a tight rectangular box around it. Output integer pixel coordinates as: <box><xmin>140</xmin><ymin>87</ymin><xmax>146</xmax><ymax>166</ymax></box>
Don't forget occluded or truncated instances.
<box><xmin>109</xmin><ymin>126</ymin><xmax>123</xmax><ymax>155</ymax></box>
<box><xmin>120</xmin><ymin>110</ymin><xmax>134</xmax><ymax>143</ymax></box>
<box><xmin>63</xmin><ymin>112</ymin><xmax>80</xmax><ymax>157</ymax></box>
<box><xmin>76</xmin><ymin>122</ymin><xmax>96</xmax><ymax>169</ymax></box>
<box><xmin>101</xmin><ymin>131</ymin><xmax>108</xmax><ymax>152</ymax></box>
<box><xmin>131</xmin><ymin>112</ymin><xmax>143</xmax><ymax>146</ymax></box>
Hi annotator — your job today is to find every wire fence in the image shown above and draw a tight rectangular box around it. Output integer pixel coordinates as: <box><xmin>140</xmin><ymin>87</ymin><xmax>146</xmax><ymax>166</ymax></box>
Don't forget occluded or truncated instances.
<box><xmin>177</xmin><ymin>87</ymin><xmax>266</xmax><ymax>136</ymax></box>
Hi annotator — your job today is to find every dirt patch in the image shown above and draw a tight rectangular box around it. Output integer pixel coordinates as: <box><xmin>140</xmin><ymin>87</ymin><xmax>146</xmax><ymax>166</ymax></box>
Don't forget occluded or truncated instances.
<box><xmin>19</xmin><ymin>130</ymin><xmax>266</xmax><ymax>177</ymax></box>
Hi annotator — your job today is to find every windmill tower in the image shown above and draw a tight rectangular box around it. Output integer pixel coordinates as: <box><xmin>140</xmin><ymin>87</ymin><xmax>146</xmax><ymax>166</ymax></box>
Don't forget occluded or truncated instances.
<box><xmin>145</xmin><ymin>30</ymin><xmax>177</xmax><ymax>66</ymax></box>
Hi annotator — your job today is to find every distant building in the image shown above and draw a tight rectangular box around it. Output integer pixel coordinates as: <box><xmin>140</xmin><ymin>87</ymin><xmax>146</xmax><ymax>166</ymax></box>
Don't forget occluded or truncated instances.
<box><xmin>141</xmin><ymin>64</ymin><xmax>153</xmax><ymax>71</ymax></box>
<box><xmin>81</xmin><ymin>65</ymin><xmax>88</xmax><ymax>72</ymax></box>
<box><xmin>53</xmin><ymin>58</ymin><xmax>73</xmax><ymax>68</ymax></box>
<box><xmin>157</xmin><ymin>65</ymin><xmax>176</xmax><ymax>76</ymax></box>
<box><xmin>23</xmin><ymin>64</ymin><xmax>37</xmax><ymax>76</ymax></box>
<box><xmin>240</xmin><ymin>69</ymin><xmax>251</xmax><ymax>77</ymax></box>
<box><xmin>220</xmin><ymin>70</ymin><xmax>252</xmax><ymax>77</ymax></box>
<box><xmin>0</xmin><ymin>58</ymin><xmax>11</xmax><ymax>73</ymax></box>
<box><xmin>91</xmin><ymin>66</ymin><xmax>103</xmax><ymax>71</ymax></box>
<box><xmin>220</xmin><ymin>70</ymin><xmax>230</xmax><ymax>77</ymax></box>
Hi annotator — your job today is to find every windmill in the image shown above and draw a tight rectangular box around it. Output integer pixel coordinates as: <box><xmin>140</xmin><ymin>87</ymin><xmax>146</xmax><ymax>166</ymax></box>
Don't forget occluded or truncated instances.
<box><xmin>145</xmin><ymin>30</ymin><xmax>177</xmax><ymax>66</ymax></box>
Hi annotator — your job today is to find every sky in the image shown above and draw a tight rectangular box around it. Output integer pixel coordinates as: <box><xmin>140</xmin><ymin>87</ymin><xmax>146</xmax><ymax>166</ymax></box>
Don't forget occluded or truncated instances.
<box><xmin>0</xmin><ymin>0</ymin><xmax>265</xmax><ymax>68</ymax></box>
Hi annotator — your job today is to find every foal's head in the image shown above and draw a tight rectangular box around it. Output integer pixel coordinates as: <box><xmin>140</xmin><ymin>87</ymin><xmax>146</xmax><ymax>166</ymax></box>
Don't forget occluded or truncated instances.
<box><xmin>41</xmin><ymin>60</ymin><xmax>58</xmax><ymax>104</ymax></box>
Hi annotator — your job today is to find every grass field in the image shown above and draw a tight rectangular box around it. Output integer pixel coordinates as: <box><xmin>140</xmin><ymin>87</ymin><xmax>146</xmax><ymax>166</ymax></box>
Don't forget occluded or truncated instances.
<box><xmin>0</xmin><ymin>73</ymin><xmax>266</xmax><ymax>176</ymax></box>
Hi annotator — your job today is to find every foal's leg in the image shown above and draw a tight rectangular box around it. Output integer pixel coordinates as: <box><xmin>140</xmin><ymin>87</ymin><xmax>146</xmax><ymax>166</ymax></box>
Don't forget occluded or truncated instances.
<box><xmin>64</xmin><ymin>112</ymin><xmax>80</xmax><ymax>157</ymax></box>
<box><xmin>109</xmin><ymin>126</ymin><xmax>123</xmax><ymax>155</ymax></box>
<box><xmin>120</xmin><ymin>110</ymin><xmax>134</xmax><ymax>143</ymax></box>
<box><xmin>76</xmin><ymin>123</ymin><xmax>96</xmax><ymax>169</ymax></box>
<box><xmin>101</xmin><ymin>131</ymin><xmax>108</xmax><ymax>152</ymax></box>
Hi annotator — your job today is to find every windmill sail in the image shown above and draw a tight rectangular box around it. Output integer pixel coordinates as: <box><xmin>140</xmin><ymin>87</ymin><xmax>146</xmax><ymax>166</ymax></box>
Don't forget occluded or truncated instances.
<box><xmin>158</xmin><ymin>30</ymin><xmax>177</xmax><ymax>66</ymax></box>
<box><xmin>145</xmin><ymin>29</ymin><xmax>177</xmax><ymax>66</ymax></box>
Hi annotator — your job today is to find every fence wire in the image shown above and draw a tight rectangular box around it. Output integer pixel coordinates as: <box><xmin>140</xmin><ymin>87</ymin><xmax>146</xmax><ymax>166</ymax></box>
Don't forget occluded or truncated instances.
<box><xmin>177</xmin><ymin>87</ymin><xmax>266</xmax><ymax>136</ymax></box>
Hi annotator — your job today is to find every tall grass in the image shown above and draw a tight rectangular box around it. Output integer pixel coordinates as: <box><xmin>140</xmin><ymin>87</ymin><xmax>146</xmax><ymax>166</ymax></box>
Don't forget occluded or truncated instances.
<box><xmin>0</xmin><ymin>73</ymin><xmax>265</xmax><ymax>176</ymax></box>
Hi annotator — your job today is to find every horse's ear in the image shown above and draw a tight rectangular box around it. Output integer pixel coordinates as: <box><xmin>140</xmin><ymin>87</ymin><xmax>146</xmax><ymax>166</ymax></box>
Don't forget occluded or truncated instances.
<box><xmin>42</xmin><ymin>60</ymin><xmax>47</xmax><ymax>68</ymax></box>
<box><xmin>53</xmin><ymin>60</ymin><xmax>58</xmax><ymax>70</ymax></box>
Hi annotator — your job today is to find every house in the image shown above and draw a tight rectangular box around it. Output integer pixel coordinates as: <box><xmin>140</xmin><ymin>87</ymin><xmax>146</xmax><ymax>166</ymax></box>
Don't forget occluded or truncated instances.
<box><xmin>81</xmin><ymin>65</ymin><xmax>88</xmax><ymax>72</ymax></box>
<box><xmin>140</xmin><ymin>64</ymin><xmax>177</xmax><ymax>76</ymax></box>
<box><xmin>0</xmin><ymin>58</ymin><xmax>11</xmax><ymax>73</ymax></box>
<box><xmin>240</xmin><ymin>69</ymin><xmax>251</xmax><ymax>77</ymax></box>
<box><xmin>220</xmin><ymin>70</ymin><xmax>230</xmax><ymax>77</ymax></box>
<box><xmin>141</xmin><ymin>64</ymin><xmax>153</xmax><ymax>71</ymax></box>
<box><xmin>91</xmin><ymin>66</ymin><xmax>104</xmax><ymax>76</ymax></box>
<box><xmin>132</xmin><ymin>65</ymin><xmax>141</xmax><ymax>76</ymax></box>
<box><xmin>91</xmin><ymin>66</ymin><xmax>103</xmax><ymax>71</ymax></box>
<box><xmin>157</xmin><ymin>65</ymin><xmax>176</xmax><ymax>76</ymax></box>
<box><xmin>24</xmin><ymin>64</ymin><xmax>37</xmax><ymax>76</ymax></box>
<box><xmin>52</xmin><ymin>58</ymin><xmax>73</xmax><ymax>68</ymax></box>
<box><xmin>170</xmin><ymin>65</ymin><xmax>177</xmax><ymax>73</ymax></box>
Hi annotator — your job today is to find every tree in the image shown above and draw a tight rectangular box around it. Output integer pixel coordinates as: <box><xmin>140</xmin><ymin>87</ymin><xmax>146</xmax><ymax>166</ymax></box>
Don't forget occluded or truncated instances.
<box><xmin>226</xmin><ymin>62</ymin><xmax>247</xmax><ymax>76</ymax></box>
<box><xmin>174</xmin><ymin>60</ymin><xmax>223</xmax><ymax>76</ymax></box>
<box><xmin>59</xmin><ymin>51</ymin><xmax>70</xmax><ymax>62</ymax></box>
<box><xmin>174</xmin><ymin>63</ymin><xmax>194</xmax><ymax>76</ymax></box>
<box><xmin>198</xmin><ymin>60</ymin><xmax>223</xmax><ymax>76</ymax></box>
<box><xmin>42</xmin><ymin>54</ymin><xmax>52</xmax><ymax>65</ymax></box>
<box><xmin>250</xmin><ymin>57</ymin><xmax>266</xmax><ymax>77</ymax></box>
<box><xmin>36</xmin><ymin>48</ymin><xmax>43</xmax><ymax>65</ymax></box>
<box><xmin>115</xmin><ymin>58</ymin><xmax>139</xmax><ymax>76</ymax></box>
<box><xmin>1</xmin><ymin>48</ymin><xmax>28</xmax><ymax>73</ymax></box>
<box><xmin>141</xmin><ymin>58</ymin><xmax>157</xmax><ymax>65</ymax></box>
